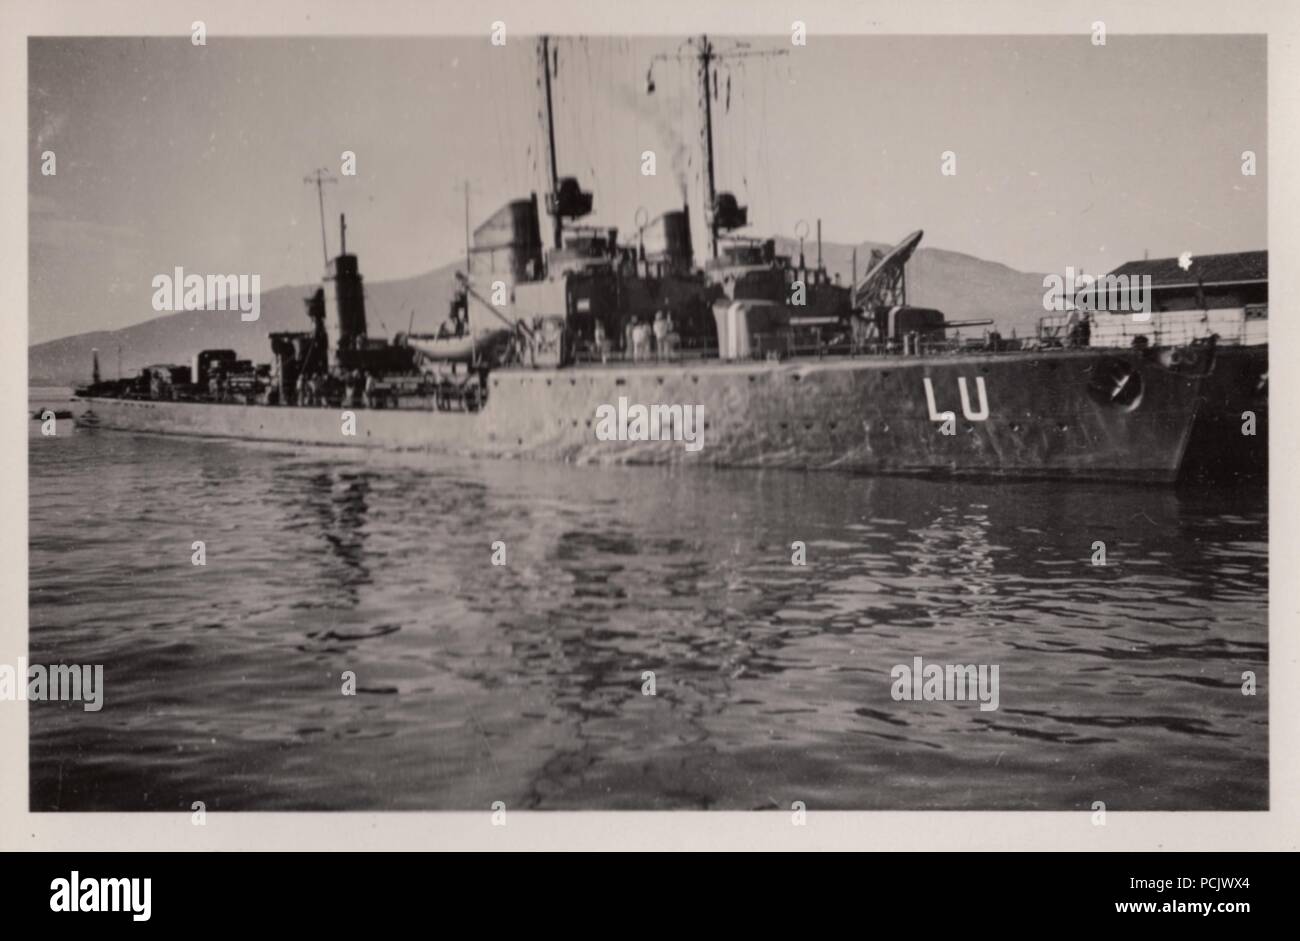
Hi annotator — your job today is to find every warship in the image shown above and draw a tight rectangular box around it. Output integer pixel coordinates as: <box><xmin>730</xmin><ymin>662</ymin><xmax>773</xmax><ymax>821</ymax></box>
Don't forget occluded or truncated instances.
<box><xmin>73</xmin><ymin>36</ymin><xmax>1267</xmax><ymax>483</ymax></box>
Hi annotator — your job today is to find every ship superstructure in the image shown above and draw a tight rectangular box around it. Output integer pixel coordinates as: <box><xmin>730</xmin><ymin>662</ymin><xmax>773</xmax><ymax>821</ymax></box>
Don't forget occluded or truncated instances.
<box><xmin>73</xmin><ymin>35</ymin><xmax>1265</xmax><ymax>484</ymax></box>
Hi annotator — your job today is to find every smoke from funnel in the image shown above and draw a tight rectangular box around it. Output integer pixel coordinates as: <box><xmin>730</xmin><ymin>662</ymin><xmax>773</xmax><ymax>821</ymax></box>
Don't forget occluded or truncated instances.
<box><xmin>613</xmin><ymin>82</ymin><xmax>690</xmax><ymax>205</ymax></box>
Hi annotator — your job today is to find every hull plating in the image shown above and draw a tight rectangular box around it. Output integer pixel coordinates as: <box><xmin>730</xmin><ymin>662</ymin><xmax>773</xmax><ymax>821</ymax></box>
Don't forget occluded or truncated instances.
<box><xmin>80</xmin><ymin>350</ymin><xmax>1205</xmax><ymax>482</ymax></box>
<box><xmin>1181</xmin><ymin>344</ymin><xmax>1268</xmax><ymax>479</ymax></box>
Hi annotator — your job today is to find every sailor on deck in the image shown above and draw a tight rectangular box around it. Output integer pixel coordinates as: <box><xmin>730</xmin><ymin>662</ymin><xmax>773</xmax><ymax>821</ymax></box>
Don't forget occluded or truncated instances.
<box><xmin>631</xmin><ymin>318</ymin><xmax>650</xmax><ymax>362</ymax></box>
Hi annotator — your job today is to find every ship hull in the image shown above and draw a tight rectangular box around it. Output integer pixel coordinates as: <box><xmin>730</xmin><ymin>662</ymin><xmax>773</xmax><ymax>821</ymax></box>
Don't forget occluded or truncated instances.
<box><xmin>1182</xmin><ymin>344</ymin><xmax>1268</xmax><ymax>479</ymax></box>
<box><xmin>79</xmin><ymin>349</ymin><xmax>1207</xmax><ymax>482</ymax></box>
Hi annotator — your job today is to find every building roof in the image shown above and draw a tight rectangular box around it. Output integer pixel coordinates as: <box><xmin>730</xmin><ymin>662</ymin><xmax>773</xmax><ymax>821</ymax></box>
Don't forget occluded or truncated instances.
<box><xmin>1108</xmin><ymin>251</ymin><xmax>1267</xmax><ymax>287</ymax></box>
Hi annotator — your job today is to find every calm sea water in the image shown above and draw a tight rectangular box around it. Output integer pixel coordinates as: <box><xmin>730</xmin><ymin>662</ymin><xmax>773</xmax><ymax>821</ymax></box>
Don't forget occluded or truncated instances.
<box><xmin>27</xmin><ymin>391</ymin><xmax>1268</xmax><ymax>810</ymax></box>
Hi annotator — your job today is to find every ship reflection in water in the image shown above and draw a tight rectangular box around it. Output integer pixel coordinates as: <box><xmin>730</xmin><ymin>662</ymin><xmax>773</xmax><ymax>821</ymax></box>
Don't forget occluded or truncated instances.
<box><xmin>29</xmin><ymin>426</ymin><xmax>1266</xmax><ymax>810</ymax></box>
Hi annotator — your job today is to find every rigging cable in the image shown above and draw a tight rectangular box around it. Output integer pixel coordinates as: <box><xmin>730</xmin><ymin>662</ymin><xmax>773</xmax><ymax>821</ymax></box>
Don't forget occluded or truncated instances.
<box><xmin>716</xmin><ymin>62</ymin><xmax>725</xmax><ymax>194</ymax></box>
<box><xmin>485</xmin><ymin>48</ymin><xmax>507</xmax><ymax>196</ymax></box>
<box><xmin>588</xmin><ymin>39</ymin><xmax>600</xmax><ymax>217</ymax></box>
<box><xmin>740</xmin><ymin>60</ymin><xmax>749</xmax><ymax>205</ymax></box>
<box><xmin>587</xmin><ymin>39</ymin><xmax>598</xmax><ymax>201</ymax></box>
<box><xmin>630</xmin><ymin>37</ymin><xmax>640</xmax><ymax>231</ymax></box>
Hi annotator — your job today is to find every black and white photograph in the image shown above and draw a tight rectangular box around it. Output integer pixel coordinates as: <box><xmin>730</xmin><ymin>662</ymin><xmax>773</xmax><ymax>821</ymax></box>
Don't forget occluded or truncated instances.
<box><xmin>4</xmin><ymin>0</ymin><xmax>1297</xmax><ymax>872</ymax></box>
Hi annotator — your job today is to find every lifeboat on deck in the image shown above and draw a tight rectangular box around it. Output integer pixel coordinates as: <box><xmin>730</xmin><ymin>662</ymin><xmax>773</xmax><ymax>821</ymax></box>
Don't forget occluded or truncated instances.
<box><xmin>399</xmin><ymin>328</ymin><xmax>514</xmax><ymax>365</ymax></box>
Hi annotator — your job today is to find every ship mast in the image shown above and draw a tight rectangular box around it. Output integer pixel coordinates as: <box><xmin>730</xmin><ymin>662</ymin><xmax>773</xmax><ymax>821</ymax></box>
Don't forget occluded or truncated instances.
<box><xmin>303</xmin><ymin>168</ymin><xmax>338</xmax><ymax>267</ymax></box>
<box><xmin>649</xmin><ymin>36</ymin><xmax>786</xmax><ymax>260</ymax></box>
<box><xmin>698</xmin><ymin>36</ymin><xmax>718</xmax><ymax>258</ymax></box>
<box><xmin>539</xmin><ymin>35</ymin><xmax>562</xmax><ymax>250</ymax></box>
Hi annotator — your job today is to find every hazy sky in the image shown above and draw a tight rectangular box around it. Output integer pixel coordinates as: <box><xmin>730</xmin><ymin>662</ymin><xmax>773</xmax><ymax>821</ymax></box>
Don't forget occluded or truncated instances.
<box><xmin>29</xmin><ymin>34</ymin><xmax>1265</xmax><ymax>344</ymax></box>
